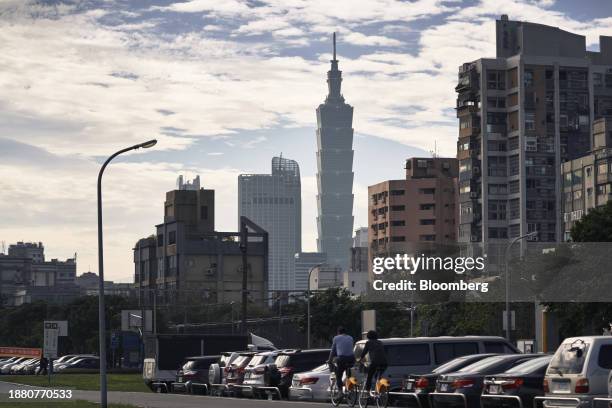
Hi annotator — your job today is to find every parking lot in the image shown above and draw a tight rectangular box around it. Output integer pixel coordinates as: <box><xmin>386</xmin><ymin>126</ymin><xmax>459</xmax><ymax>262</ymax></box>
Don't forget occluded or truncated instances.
<box><xmin>4</xmin><ymin>335</ymin><xmax>612</xmax><ymax>408</ymax></box>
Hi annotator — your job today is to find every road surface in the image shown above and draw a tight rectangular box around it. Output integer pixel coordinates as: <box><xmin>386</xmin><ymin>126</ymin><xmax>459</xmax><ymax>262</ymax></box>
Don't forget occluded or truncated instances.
<box><xmin>0</xmin><ymin>380</ymin><xmax>325</xmax><ymax>407</ymax></box>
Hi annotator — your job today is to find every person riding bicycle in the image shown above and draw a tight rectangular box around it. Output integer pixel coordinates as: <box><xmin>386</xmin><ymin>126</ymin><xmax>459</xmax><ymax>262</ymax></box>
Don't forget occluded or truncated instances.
<box><xmin>359</xmin><ymin>330</ymin><xmax>387</xmax><ymax>392</ymax></box>
<box><xmin>329</xmin><ymin>326</ymin><xmax>355</xmax><ymax>392</ymax></box>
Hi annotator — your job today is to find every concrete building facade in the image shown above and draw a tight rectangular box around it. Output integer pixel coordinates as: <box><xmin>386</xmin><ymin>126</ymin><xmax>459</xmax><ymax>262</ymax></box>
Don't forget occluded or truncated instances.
<box><xmin>561</xmin><ymin>117</ymin><xmax>612</xmax><ymax>237</ymax></box>
<box><xmin>316</xmin><ymin>33</ymin><xmax>354</xmax><ymax>271</ymax></box>
<box><xmin>294</xmin><ymin>252</ymin><xmax>327</xmax><ymax>292</ymax></box>
<box><xmin>134</xmin><ymin>180</ymin><xmax>269</xmax><ymax>307</ymax></box>
<box><xmin>368</xmin><ymin>157</ymin><xmax>459</xmax><ymax>253</ymax></box>
<box><xmin>0</xmin><ymin>242</ymin><xmax>77</xmax><ymax>305</ymax></box>
<box><xmin>343</xmin><ymin>228</ymin><xmax>369</xmax><ymax>296</ymax></box>
<box><xmin>238</xmin><ymin>157</ymin><xmax>301</xmax><ymax>291</ymax></box>
<box><xmin>456</xmin><ymin>16</ymin><xmax>612</xmax><ymax>247</ymax></box>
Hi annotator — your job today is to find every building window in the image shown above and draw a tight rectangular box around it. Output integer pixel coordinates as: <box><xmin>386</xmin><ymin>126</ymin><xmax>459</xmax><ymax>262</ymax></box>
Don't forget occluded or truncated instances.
<box><xmin>417</xmin><ymin>159</ymin><xmax>428</xmax><ymax>168</ymax></box>
<box><xmin>419</xmin><ymin>235</ymin><xmax>436</xmax><ymax>242</ymax></box>
<box><xmin>525</xmin><ymin>112</ymin><xmax>535</xmax><ymax>131</ymax></box>
<box><xmin>391</xmin><ymin>236</ymin><xmax>406</xmax><ymax>242</ymax></box>
<box><xmin>524</xmin><ymin>70</ymin><xmax>534</xmax><ymax>88</ymax></box>
<box><xmin>420</xmin><ymin>219</ymin><xmax>436</xmax><ymax>225</ymax></box>
<box><xmin>420</xmin><ymin>203</ymin><xmax>435</xmax><ymax>211</ymax></box>
<box><xmin>488</xmin><ymin>227</ymin><xmax>508</xmax><ymax>239</ymax></box>
<box><xmin>168</xmin><ymin>231</ymin><xmax>176</xmax><ymax>245</ymax></box>
<box><xmin>390</xmin><ymin>189</ymin><xmax>405</xmax><ymax>196</ymax></box>
<box><xmin>488</xmin><ymin>184</ymin><xmax>507</xmax><ymax>195</ymax></box>
<box><xmin>200</xmin><ymin>205</ymin><xmax>208</xmax><ymax>220</ymax></box>
<box><xmin>157</xmin><ymin>234</ymin><xmax>163</xmax><ymax>247</ymax></box>
<box><xmin>391</xmin><ymin>220</ymin><xmax>406</xmax><ymax>226</ymax></box>
<box><xmin>488</xmin><ymin>201</ymin><xmax>507</xmax><ymax>220</ymax></box>
<box><xmin>419</xmin><ymin>188</ymin><xmax>435</xmax><ymax>195</ymax></box>
<box><xmin>391</xmin><ymin>205</ymin><xmax>406</xmax><ymax>211</ymax></box>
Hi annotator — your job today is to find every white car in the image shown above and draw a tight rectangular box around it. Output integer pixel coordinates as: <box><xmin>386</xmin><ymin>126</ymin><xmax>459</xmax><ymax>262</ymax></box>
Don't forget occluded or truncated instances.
<box><xmin>288</xmin><ymin>364</ymin><xmax>331</xmax><ymax>402</ymax></box>
<box><xmin>0</xmin><ymin>357</ymin><xmax>28</xmax><ymax>374</ymax></box>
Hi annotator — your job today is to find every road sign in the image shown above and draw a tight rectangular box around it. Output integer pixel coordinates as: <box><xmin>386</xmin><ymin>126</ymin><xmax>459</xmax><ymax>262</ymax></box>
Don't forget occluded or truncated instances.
<box><xmin>43</xmin><ymin>320</ymin><xmax>68</xmax><ymax>336</ymax></box>
<box><xmin>43</xmin><ymin>325</ymin><xmax>59</xmax><ymax>359</ymax></box>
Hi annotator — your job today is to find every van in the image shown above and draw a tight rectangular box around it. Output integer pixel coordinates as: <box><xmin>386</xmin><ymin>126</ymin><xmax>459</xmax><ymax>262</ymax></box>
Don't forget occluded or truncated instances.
<box><xmin>353</xmin><ymin>336</ymin><xmax>518</xmax><ymax>391</ymax></box>
<box><xmin>541</xmin><ymin>336</ymin><xmax>612</xmax><ymax>407</ymax></box>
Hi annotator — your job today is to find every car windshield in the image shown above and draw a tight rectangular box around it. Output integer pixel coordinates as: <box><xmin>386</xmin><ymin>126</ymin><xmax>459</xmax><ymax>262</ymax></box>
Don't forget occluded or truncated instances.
<box><xmin>248</xmin><ymin>355</ymin><xmax>267</xmax><ymax>366</ymax></box>
<box><xmin>311</xmin><ymin>364</ymin><xmax>328</xmax><ymax>373</ymax></box>
<box><xmin>433</xmin><ymin>356</ymin><xmax>473</xmax><ymax>374</ymax></box>
<box><xmin>275</xmin><ymin>355</ymin><xmax>290</xmax><ymax>367</ymax></box>
<box><xmin>232</xmin><ymin>356</ymin><xmax>251</xmax><ymax>367</ymax></box>
<box><xmin>505</xmin><ymin>356</ymin><xmax>552</xmax><ymax>374</ymax></box>
<box><xmin>548</xmin><ymin>341</ymin><xmax>589</xmax><ymax>375</ymax></box>
<box><xmin>457</xmin><ymin>356</ymin><xmax>507</xmax><ymax>372</ymax></box>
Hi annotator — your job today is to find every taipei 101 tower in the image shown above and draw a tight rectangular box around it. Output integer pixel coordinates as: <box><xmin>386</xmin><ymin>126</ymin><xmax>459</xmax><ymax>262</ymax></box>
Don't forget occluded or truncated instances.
<box><xmin>315</xmin><ymin>33</ymin><xmax>354</xmax><ymax>270</ymax></box>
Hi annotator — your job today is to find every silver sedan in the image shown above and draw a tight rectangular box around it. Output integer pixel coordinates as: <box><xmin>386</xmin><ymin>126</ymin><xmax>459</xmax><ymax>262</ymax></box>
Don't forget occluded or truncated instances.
<box><xmin>288</xmin><ymin>364</ymin><xmax>331</xmax><ymax>402</ymax></box>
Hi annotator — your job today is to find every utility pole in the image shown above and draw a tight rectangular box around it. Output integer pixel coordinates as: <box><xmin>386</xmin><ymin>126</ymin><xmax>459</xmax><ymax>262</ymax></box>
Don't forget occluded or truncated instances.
<box><xmin>240</xmin><ymin>218</ymin><xmax>248</xmax><ymax>334</ymax></box>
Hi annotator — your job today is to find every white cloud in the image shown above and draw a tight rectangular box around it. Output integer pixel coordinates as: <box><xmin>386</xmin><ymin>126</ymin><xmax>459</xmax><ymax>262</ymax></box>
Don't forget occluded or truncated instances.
<box><xmin>342</xmin><ymin>31</ymin><xmax>403</xmax><ymax>47</ymax></box>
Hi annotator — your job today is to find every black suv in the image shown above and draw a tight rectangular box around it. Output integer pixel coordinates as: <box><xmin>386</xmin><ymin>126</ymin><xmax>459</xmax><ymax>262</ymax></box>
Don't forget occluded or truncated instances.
<box><xmin>267</xmin><ymin>349</ymin><xmax>330</xmax><ymax>398</ymax></box>
<box><xmin>174</xmin><ymin>355</ymin><xmax>219</xmax><ymax>394</ymax></box>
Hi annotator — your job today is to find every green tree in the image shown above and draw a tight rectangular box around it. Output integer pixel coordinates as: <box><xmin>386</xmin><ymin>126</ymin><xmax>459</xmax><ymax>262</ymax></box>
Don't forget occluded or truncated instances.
<box><xmin>571</xmin><ymin>201</ymin><xmax>612</xmax><ymax>242</ymax></box>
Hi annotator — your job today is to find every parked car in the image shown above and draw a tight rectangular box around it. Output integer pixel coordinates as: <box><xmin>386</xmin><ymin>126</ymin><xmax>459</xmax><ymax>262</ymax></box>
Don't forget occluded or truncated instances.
<box><xmin>267</xmin><ymin>348</ymin><xmax>331</xmax><ymax>398</ymax></box>
<box><xmin>225</xmin><ymin>352</ymin><xmax>255</xmax><ymax>389</ymax></box>
<box><xmin>432</xmin><ymin>354</ymin><xmax>542</xmax><ymax>408</ymax></box>
<box><xmin>242</xmin><ymin>350</ymin><xmax>283</xmax><ymax>397</ymax></box>
<box><xmin>355</xmin><ymin>336</ymin><xmax>519</xmax><ymax>391</ymax></box>
<box><xmin>53</xmin><ymin>354</ymin><xmax>96</xmax><ymax>371</ymax></box>
<box><xmin>208</xmin><ymin>351</ymin><xmax>245</xmax><ymax>386</ymax></box>
<box><xmin>172</xmin><ymin>355</ymin><xmax>219</xmax><ymax>395</ymax></box>
<box><xmin>0</xmin><ymin>357</ymin><xmax>29</xmax><ymax>374</ymax></box>
<box><xmin>12</xmin><ymin>358</ymin><xmax>40</xmax><ymax>375</ymax></box>
<box><xmin>288</xmin><ymin>363</ymin><xmax>331</xmax><ymax>402</ymax></box>
<box><xmin>55</xmin><ymin>357</ymin><xmax>100</xmax><ymax>373</ymax></box>
<box><xmin>401</xmin><ymin>354</ymin><xmax>499</xmax><ymax>408</ymax></box>
<box><xmin>541</xmin><ymin>336</ymin><xmax>612</xmax><ymax>408</ymax></box>
<box><xmin>10</xmin><ymin>358</ymin><xmax>38</xmax><ymax>375</ymax></box>
<box><xmin>482</xmin><ymin>354</ymin><xmax>552</xmax><ymax>408</ymax></box>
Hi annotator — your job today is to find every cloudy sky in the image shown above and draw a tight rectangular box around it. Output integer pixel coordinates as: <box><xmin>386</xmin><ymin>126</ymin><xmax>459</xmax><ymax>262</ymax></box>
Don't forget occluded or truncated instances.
<box><xmin>1</xmin><ymin>0</ymin><xmax>612</xmax><ymax>281</ymax></box>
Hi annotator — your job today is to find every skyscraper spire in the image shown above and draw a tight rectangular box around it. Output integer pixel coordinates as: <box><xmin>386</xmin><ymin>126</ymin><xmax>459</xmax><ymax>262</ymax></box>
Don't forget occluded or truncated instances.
<box><xmin>333</xmin><ymin>32</ymin><xmax>337</xmax><ymax>61</ymax></box>
<box><xmin>327</xmin><ymin>32</ymin><xmax>343</xmax><ymax>101</ymax></box>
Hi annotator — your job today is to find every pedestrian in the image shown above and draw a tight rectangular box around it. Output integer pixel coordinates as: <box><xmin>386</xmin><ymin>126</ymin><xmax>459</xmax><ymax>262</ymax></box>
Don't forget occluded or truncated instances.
<box><xmin>38</xmin><ymin>357</ymin><xmax>48</xmax><ymax>376</ymax></box>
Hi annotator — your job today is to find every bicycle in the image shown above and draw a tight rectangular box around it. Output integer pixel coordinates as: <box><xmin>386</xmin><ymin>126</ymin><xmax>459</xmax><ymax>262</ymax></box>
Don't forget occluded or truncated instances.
<box><xmin>358</xmin><ymin>366</ymin><xmax>390</xmax><ymax>408</ymax></box>
<box><xmin>330</xmin><ymin>362</ymin><xmax>360</xmax><ymax>407</ymax></box>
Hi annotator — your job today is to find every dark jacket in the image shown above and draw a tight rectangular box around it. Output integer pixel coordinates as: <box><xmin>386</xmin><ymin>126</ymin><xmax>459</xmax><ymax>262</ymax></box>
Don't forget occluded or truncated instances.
<box><xmin>360</xmin><ymin>339</ymin><xmax>387</xmax><ymax>366</ymax></box>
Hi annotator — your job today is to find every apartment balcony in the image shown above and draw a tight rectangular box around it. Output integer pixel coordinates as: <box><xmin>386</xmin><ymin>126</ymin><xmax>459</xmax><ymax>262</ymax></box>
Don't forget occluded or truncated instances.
<box><xmin>597</xmin><ymin>173</ymin><xmax>612</xmax><ymax>184</ymax></box>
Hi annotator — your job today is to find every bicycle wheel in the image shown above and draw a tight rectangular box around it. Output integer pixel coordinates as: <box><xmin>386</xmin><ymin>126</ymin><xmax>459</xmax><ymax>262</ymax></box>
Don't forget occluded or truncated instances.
<box><xmin>330</xmin><ymin>378</ymin><xmax>343</xmax><ymax>407</ymax></box>
<box><xmin>345</xmin><ymin>386</ymin><xmax>358</xmax><ymax>407</ymax></box>
<box><xmin>358</xmin><ymin>385</ymin><xmax>369</xmax><ymax>408</ymax></box>
<box><xmin>375</xmin><ymin>389</ymin><xmax>389</xmax><ymax>408</ymax></box>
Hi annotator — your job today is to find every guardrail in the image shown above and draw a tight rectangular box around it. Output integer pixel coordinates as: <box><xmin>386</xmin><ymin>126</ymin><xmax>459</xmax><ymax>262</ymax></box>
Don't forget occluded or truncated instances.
<box><xmin>388</xmin><ymin>391</ymin><xmax>424</xmax><ymax>408</ymax></box>
<box><xmin>593</xmin><ymin>397</ymin><xmax>612</xmax><ymax>408</ymax></box>
<box><xmin>209</xmin><ymin>383</ymin><xmax>229</xmax><ymax>397</ymax></box>
<box><xmin>481</xmin><ymin>394</ymin><xmax>523</xmax><ymax>408</ymax></box>
<box><xmin>431</xmin><ymin>391</ymin><xmax>467</xmax><ymax>408</ymax></box>
<box><xmin>533</xmin><ymin>396</ymin><xmax>581</xmax><ymax>408</ymax></box>
<box><xmin>150</xmin><ymin>381</ymin><xmax>169</xmax><ymax>393</ymax></box>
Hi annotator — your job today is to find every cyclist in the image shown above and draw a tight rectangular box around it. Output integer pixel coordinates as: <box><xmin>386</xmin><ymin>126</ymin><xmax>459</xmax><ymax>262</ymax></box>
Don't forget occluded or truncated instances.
<box><xmin>329</xmin><ymin>326</ymin><xmax>355</xmax><ymax>392</ymax></box>
<box><xmin>359</xmin><ymin>330</ymin><xmax>387</xmax><ymax>392</ymax></box>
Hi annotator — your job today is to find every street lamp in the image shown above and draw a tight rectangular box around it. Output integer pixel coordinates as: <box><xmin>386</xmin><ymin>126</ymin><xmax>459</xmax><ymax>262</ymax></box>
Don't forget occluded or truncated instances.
<box><xmin>504</xmin><ymin>231</ymin><xmax>538</xmax><ymax>341</ymax></box>
<box><xmin>97</xmin><ymin>139</ymin><xmax>156</xmax><ymax>408</ymax></box>
<box><xmin>306</xmin><ymin>263</ymin><xmax>324</xmax><ymax>349</ymax></box>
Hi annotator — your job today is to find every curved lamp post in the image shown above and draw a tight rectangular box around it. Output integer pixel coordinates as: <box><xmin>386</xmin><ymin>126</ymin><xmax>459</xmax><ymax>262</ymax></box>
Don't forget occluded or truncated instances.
<box><xmin>504</xmin><ymin>231</ymin><xmax>538</xmax><ymax>341</ymax></box>
<box><xmin>97</xmin><ymin>139</ymin><xmax>156</xmax><ymax>408</ymax></box>
<box><xmin>306</xmin><ymin>263</ymin><xmax>325</xmax><ymax>349</ymax></box>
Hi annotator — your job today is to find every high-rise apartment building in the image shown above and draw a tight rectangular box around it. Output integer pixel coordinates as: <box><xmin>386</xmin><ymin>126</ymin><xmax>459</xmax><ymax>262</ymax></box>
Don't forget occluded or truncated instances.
<box><xmin>456</xmin><ymin>16</ymin><xmax>612</xmax><ymax>246</ymax></box>
<box><xmin>561</xmin><ymin>117</ymin><xmax>612</xmax><ymax>238</ymax></box>
<box><xmin>238</xmin><ymin>157</ymin><xmax>301</xmax><ymax>291</ymax></box>
<box><xmin>368</xmin><ymin>157</ymin><xmax>459</xmax><ymax>255</ymax></box>
<box><xmin>316</xmin><ymin>33</ymin><xmax>354</xmax><ymax>271</ymax></box>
